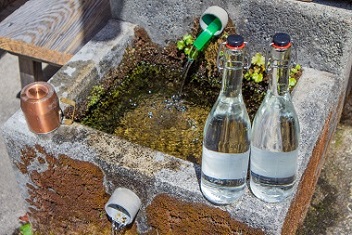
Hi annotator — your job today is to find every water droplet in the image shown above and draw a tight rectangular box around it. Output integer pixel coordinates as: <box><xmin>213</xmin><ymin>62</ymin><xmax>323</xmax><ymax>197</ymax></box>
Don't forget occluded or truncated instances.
<box><xmin>148</xmin><ymin>112</ymin><xmax>153</xmax><ymax>118</ymax></box>
<box><xmin>111</xmin><ymin>220</ymin><xmax>125</xmax><ymax>234</ymax></box>
<box><xmin>348</xmin><ymin>203</ymin><xmax>352</xmax><ymax>211</ymax></box>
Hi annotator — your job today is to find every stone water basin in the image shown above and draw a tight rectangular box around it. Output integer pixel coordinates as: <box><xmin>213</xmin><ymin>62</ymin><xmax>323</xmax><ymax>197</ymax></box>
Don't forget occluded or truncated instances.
<box><xmin>2</xmin><ymin>0</ymin><xmax>352</xmax><ymax>234</ymax></box>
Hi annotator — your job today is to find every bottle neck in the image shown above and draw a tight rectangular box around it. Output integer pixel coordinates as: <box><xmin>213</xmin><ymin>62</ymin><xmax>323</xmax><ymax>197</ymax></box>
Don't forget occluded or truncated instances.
<box><xmin>220</xmin><ymin>67</ymin><xmax>243</xmax><ymax>97</ymax></box>
<box><xmin>219</xmin><ymin>48</ymin><xmax>245</xmax><ymax>98</ymax></box>
<box><xmin>267</xmin><ymin>46</ymin><xmax>292</xmax><ymax>96</ymax></box>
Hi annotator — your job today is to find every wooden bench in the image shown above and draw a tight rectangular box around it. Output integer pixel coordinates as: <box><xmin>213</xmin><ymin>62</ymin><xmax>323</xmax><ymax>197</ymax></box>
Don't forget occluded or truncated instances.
<box><xmin>0</xmin><ymin>0</ymin><xmax>111</xmax><ymax>88</ymax></box>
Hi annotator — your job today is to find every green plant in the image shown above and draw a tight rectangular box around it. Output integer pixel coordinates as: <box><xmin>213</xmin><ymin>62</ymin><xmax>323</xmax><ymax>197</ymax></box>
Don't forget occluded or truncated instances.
<box><xmin>19</xmin><ymin>223</ymin><xmax>33</xmax><ymax>235</ymax></box>
<box><xmin>86</xmin><ymin>85</ymin><xmax>105</xmax><ymax>110</ymax></box>
<box><xmin>244</xmin><ymin>52</ymin><xmax>265</xmax><ymax>83</ymax></box>
<box><xmin>289</xmin><ymin>63</ymin><xmax>301</xmax><ymax>88</ymax></box>
<box><xmin>176</xmin><ymin>34</ymin><xmax>195</xmax><ymax>56</ymax></box>
<box><xmin>244</xmin><ymin>52</ymin><xmax>301</xmax><ymax>89</ymax></box>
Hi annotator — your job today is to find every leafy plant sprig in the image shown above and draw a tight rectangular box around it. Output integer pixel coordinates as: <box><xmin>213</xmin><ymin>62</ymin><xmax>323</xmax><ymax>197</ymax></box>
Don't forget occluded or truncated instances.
<box><xmin>289</xmin><ymin>63</ymin><xmax>301</xmax><ymax>88</ymax></box>
<box><xmin>19</xmin><ymin>223</ymin><xmax>33</xmax><ymax>235</ymax></box>
<box><xmin>244</xmin><ymin>53</ymin><xmax>266</xmax><ymax>83</ymax></box>
<box><xmin>244</xmin><ymin>52</ymin><xmax>301</xmax><ymax>89</ymax></box>
<box><xmin>177</xmin><ymin>34</ymin><xmax>195</xmax><ymax>56</ymax></box>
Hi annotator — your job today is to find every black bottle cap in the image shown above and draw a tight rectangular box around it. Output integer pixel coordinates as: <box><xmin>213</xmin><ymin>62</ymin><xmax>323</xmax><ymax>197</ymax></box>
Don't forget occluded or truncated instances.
<box><xmin>227</xmin><ymin>34</ymin><xmax>244</xmax><ymax>47</ymax></box>
<box><xmin>273</xmin><ymin>33</ymin><xmax>291</xmax><ymax>47</ymax></box>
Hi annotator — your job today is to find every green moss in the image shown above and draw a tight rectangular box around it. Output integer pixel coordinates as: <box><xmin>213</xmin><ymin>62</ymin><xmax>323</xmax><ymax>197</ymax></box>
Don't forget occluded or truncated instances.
<box><xmin>86</xmin><ymin>85</ymin><xmax>105</xmax><ymax>110</ymax></box>
<box><xmin>81</xmin><ymin>61</ymin><xmax>216</xmax><ymax>163</ymax></box>
<box><xmin>19</xmin><ymin>223</ymin><xmax>33</xmax><ymax>235</ymax></box>
<box><xmin>82</xmin><ymin>62</ymin><xmax>180</xmax><ymax>134</ymax></box>
<box><xmin>114</xmin><ymin>94</ymin><xmax>210</xmax><ymax>164</ymax></box>
<box><xmin>330</xmin><ymin>127</ymin><xmax>345</xmax><ymax>149</ymax></box>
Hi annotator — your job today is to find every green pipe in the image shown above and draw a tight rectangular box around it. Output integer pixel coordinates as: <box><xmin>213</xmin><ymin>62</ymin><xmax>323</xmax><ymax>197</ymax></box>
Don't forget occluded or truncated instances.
<box><xmin>189</xmin><ymin>17</ymin><xmax>222</xmax><ymax>61</ymax></box>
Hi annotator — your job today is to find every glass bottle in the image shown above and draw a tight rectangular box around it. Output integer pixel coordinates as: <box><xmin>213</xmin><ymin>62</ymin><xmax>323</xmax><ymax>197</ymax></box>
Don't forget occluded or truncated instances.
<box><xmin>249</xmin><ymin>33</ymin><xmax>300</xmax><ymax>203</ymax></box>
<box><xmin>200</xmin><ymin>34</ymin><xmax>251</xmax><ymax>205</ymax></box>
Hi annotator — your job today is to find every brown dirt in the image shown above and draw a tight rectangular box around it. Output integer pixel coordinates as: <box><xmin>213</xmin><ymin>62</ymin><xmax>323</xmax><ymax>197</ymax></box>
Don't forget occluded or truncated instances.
<box><xmin>340</xmin><ymin>90</ymin><xmax>352</xmax><ymax>125</ymax></box>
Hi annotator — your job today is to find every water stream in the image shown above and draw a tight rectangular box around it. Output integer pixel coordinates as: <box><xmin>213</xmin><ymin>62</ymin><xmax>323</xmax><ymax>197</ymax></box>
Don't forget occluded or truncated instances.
<box><xmin>175</xmin><ymin>59</ymin><xmax>194</xmax><ymax>96</ymax></box>
<box><xmin>111</xmin><ymin>220</ymin><xmax>125</xmax><ymax>235</ymax></box>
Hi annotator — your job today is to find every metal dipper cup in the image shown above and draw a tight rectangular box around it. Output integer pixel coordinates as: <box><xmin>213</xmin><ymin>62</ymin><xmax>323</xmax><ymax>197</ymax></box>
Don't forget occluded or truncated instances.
<box><xmin>20</xmin><ymin>82</ymin><xmax>61</xmax><ymax>134</ymax></box>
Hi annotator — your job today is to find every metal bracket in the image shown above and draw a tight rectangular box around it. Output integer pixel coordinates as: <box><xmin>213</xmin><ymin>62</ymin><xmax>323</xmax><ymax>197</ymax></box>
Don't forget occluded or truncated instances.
<box><xmin>60</xmin><ymin>97</ymin><xmax>76</xmax><ymax>125</ymax></box>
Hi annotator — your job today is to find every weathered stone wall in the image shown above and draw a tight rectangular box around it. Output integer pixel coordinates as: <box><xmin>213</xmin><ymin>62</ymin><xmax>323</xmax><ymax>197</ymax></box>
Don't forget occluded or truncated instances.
<box><xmin>2</xmin><ymin>0</ymin><xmax>352</xmax><ymax>234</ymax></box>
<box><xmin>110</xmin><ymin>0</ymin><xmax>352</xmax><ymax>75</ymax></box>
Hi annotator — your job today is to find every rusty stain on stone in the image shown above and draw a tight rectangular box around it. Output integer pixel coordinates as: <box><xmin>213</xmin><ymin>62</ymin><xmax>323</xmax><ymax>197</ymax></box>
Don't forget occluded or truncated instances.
<box><xmin>17</xmin><ymin>144</ymin><xmax>111</xmax><ymax>234</ymax></box>
<box><xmin>146</xmin><ymin>194</ymin><xmax>264</xmax><ymax>235</ymax></box>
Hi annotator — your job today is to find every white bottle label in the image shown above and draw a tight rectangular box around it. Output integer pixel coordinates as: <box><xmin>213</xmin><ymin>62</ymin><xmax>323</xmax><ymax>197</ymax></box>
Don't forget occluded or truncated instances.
<box><xmin>250</xmin><ymin>145</ymin><xmax>298</xmax><ymax>178</ymax></box>
<box><xmin>201</xmin><ymin>146</ymin><xmax>250</xmax><ymax>179</ymax></box>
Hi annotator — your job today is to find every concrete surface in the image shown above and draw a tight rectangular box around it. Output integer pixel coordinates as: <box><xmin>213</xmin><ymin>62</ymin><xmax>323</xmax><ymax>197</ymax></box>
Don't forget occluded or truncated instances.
<box><xmin>0</xmin><ymin>52</ymin><xmax>26</xmax><ymax>234</ymax></box>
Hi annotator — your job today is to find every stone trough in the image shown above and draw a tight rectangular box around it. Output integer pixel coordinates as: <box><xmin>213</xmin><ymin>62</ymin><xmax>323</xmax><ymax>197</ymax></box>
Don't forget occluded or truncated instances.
<box><xmin>2</xmin><ymin>0</ymin><xmax>352</xmax><ymax>234</ymax></box>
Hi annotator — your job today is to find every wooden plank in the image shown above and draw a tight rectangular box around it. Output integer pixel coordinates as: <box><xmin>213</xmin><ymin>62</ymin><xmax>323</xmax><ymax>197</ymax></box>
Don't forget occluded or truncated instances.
<box><xmin>0</xmin><ymin>0</ymin><xmax>111</xmax><ymax>66</ymax></box>
<box><xmin>1</xmin><ymin>37</ymin><xmax>71</xmax><ymax>66</ymax></box>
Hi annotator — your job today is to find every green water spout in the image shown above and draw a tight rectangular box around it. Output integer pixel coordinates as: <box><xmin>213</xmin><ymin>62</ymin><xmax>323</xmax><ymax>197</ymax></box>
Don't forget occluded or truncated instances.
<box><xmin>194</xmin><ymin>17</ymin><xmax>222</xmax><ymax>51</ymax></box>
<box><xmin>188</xmin><ymin>6</ymin><xmax>228</xmax><ymax>61</ymax></box>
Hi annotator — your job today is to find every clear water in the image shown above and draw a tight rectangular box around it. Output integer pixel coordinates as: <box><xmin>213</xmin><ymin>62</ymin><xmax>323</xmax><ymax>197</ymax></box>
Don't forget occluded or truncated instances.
<box><xmin>111</xmin><ymin>220</ymin><xmax>125</xmax><ymax>235</ymax></box>
<box><xmin>110</xmin><ymin>210</ymin><xmax>129</xmax><ymax>235</ymax></box>
<box><xmin>175</xmin><ymin>59</ymin><xmax>193</xmax><ymax>95</ymax></box>
<box><xmin>250</xmin><ymin>145</ymin><xmax>298</xmax><ymax>203</ymax></box>
<box><xmin>201</xmin><ymin>146</ymin><xmax>250</xmax><ymax>205</ymax></box>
